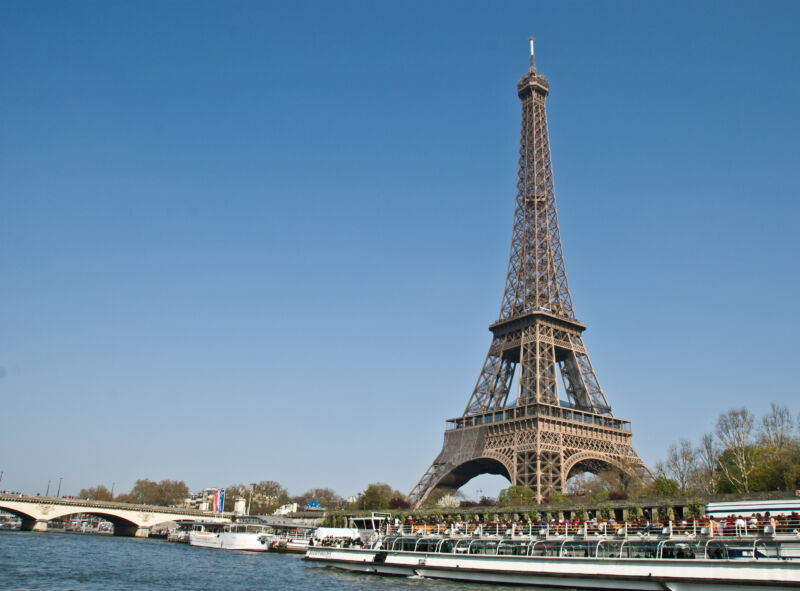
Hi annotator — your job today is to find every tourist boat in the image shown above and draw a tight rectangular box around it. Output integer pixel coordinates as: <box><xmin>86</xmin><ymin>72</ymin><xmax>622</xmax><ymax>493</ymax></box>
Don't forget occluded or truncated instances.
<box><xmin>305</xmin><ymin>519</ymin><xmax>800</xmax><ymax>589</ymax></box>
<box><xmin>188</xmin><ymin>521</ymin><xmax>275</xmax><ymax>551</ymax></box>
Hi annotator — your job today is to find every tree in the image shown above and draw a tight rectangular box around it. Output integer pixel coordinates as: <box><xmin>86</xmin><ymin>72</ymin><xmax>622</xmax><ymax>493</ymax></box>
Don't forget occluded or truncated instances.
<box><xmin>119</xmin><ymin>479</ymin><xmax>189</xmax><ymax>506</ymax></box>
<box><xmin>686</xmin><ymin>498</ymin><xmax>705</xmax><ymax>519</ymax></box>
<box><xmin>78</xmin><ymin>484</ymin><xmax>114</xmax><ymax>501</ymax></box>
<box><xmin>663</xmin><ymin>439</ymin><xmax>697</xmax><ymax>494</ymax></box>
<box><xmin>388</xmin><ymin>496</ymin><xmax>410</xmax><ymax>509</ymax></box>
<box><xmin>653</xmin><ymin>476</ymin><xmax>679</xmax><ymax>497</ymax></box>
<box><xmin>358</xmin><ymin>483</ymin><xmax>395</xmax><ymax>510</ymax></box>
<box><xmin>294</xmin><ymin>487</ymin><xmax>343</xmax><ymax>510</ymax></box>
<box><xmin>715</xmin><ymin>408</ymin><xmax>756</xmax><ymax>493</ymax></box>
<box><xmin>760</xmin><ymin>403</ymin><xmax>794</xmax><ymax>451</ymax></box>
<box><xmin>696</xmin><ymin>432</ymin><xmax>720</xmax><ymax>495</ymax></box>
<box><xmin>437</xmin><ymin>494</ymin><xmax>461</xmax><ymax>509</ymax></box>
<box><xmin>242</xmin><ymin>480</ymin><xmax>291</xmax><ymax>514</ymax></box>
<box><xmin>497</xmin><ymin>485</ymin><xmax>536</xmax><ymax>506</ymax></box>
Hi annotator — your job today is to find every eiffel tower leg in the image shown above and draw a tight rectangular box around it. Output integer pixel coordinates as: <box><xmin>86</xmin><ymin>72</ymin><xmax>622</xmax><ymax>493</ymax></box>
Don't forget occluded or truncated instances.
<box><xmin>408</xmin><ymin>424</ymin><xmax>514</xmax><ymax>510</ymax></box>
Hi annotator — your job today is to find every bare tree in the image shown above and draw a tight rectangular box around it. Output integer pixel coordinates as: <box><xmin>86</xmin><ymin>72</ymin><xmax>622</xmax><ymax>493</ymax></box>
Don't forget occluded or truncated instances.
<box><xmin>695</xmin><ymin>433</ymin><xmax>720</xmax><ymax>495</ymax></box>
<box><xmin>760</xmin><ymin>403</ymin><xmax>794</xmax><ymax>451</ymax></box>
<box><xmin>663</xmin><ymin>438</ymin><xmax>697</xmax><ymax>495</ymax></box>
<box><xmin>715</xmin><ymin>408</ymin><xmax>756</xmax><ymax>493</ymax></box>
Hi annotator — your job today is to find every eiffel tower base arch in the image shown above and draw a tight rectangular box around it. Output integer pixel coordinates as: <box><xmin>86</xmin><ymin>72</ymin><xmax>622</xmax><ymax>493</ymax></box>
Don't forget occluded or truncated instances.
<box><xmin>410</xmin><ymin>408</ymin><xmax>644</xmax><ymax>510</ymax></box>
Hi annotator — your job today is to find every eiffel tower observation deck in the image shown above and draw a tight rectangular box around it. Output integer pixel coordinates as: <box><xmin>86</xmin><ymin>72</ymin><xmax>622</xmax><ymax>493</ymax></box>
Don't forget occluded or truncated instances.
<box><xmin>409</xmin><ymin>41</ymin><xmax>646</xmax><ymax>509</ymax></box>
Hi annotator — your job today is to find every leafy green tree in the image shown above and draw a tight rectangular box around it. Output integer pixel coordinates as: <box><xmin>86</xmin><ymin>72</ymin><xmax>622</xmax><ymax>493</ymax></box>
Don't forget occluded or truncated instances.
<box><xmin>323</xmin><ymin>510</ymin><xmax>347</xmax><ymax>527</ymax></box>
<box><xmin>590</xmin><ymin>487</ymin><xmax>609</xmax><ymax>502</ymax></box>
<box><xmin>497</xmin><ymin>485</ymin><xmax>535</xmax><ymax>506</ymax></box>
<box><xmin>358</xmin><ymin>483</ymin><xmax>395</xmax><ymax>510</ymax></box>
<box><xmin>626</xmin><ymin>503</ymin><xmax>643</xmax><ymax>520</ymax></box>
<box><xmin>388</xmin><ymin>496</ymin><xmax>410</xmax><ymax>509</ymax></box>
<box><xmin>653</xmin><ymin>476</ymin><xmax>679</xmax><ymax>497</ymax></box>
<box><xmin>686</xmin><ymin>498</ymin><xmax>705</xmax><ymax>519</ymax></box>
<box><xmin>549</xmin><ymin>490</ymin><xmax>567</xmax><ymax>504</ymax></box>
<box><xmin>656</xmin><ymin>500</ymin><xmax>673</xmax><ymax>521</ymax></box>
<box><xmin>597</xmin><ymin>503</ymin><xmax>612</xmax><ymax>521</ymax></box>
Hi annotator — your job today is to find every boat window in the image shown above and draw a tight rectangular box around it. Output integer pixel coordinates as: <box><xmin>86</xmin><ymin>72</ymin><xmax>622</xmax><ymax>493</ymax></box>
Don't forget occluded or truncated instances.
<box><xmin>624</xmin><ymin>541</ymin><xmax>659</xmax><ymax>559</ymax></box>
<box><xmin>531</xmin><ymin>541</ymin><xmax>561</xmax><ymax>557</ymax></box>
<box><xmin>469</xmin><ymin>540</ymin><xmax>498</xmax><ymax>555</ymax></box>
<box><xmin>497</xmin><ymin>540</ymin><xmax>527</xmax><ymax>556</ymax></box>
<box><xmin>454</xmin><ymin>539</ymin><xmax>471</xmax><ymax>553</ymax></box>
<box><xmin>437</xmin><ymin>539</ymin><xmax>455</xmax><ymax>553</ymax></box>
<box><xmin>415</xmin><ymin>538</ymin><xmax>440</xmax><ymax>553</ymax></box>
<box><xmin>392</xmin><ymin>538</ymin><xmax>416</xmax><ymax>552</ymax></box>
<box><xmin>705</xmin><ymin>540</ymin><xmax>730</xmax><ymax>560</ymax></box>
<box><xmin>596</xmin><ymin>540</ymin><xmax>623</xmax><ymax>557</ymax></box>
<box><xmin>755</xmin><ymin>541</ymin><xmax>780</xmax><ymax>559</ymax></box>
<box><xmin>562</xmin><ymin>542</ymin><xmax>593</xmax><ymax>558</ymax></box>
<box><xmin>659</xmin><ymin>541</ymin><xmax>695</xmax><ymax>559</ymax></box>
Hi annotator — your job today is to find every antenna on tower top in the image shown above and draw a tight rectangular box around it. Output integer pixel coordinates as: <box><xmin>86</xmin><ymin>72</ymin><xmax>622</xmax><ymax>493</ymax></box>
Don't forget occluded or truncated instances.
<box><xmin>529</xmin><ymin>36</ymin><xmax>536</xmax><ymax>69</ymax></box>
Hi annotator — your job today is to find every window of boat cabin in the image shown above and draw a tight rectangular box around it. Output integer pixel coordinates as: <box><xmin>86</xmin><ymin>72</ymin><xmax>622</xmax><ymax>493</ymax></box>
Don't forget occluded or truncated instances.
<box><xmin>415</xmin><ymin>538</ymin><xmax>441</xmax><ymax>553</ymax></box>
<box><xmin>531</xmin><ymin>541</ymin><xmax>561</xmax><ymax>557</ymax></box>
<box><xmin>562</xmin><ymin>541</ymin><xmax>593</xmax><ymax>558</ymax></box>
<box><xmin>754</xmin><ymin>541</ymin><xmax>781</xmax><ymax>559</ymax></box>
<box><xmin>437</xmin><ymin>539</ymin><xmax>456</xmax><ymax>553</ymax></box>
<box><xmin>704</xmin><ymin>540</ymin><xmax>730</xmax><ymax>560</ymax></box>
<box><xmin>392</xmin><ymin>538</ymin><xmax>418</xmax><ymax>552</ymax></box>
<box><xmin>596</xmin><ymin>540</ymin><xmax>624</xmax><ymax>558</ymax></box>
<box><xmin>454</xmin><ymin>539</ymin><xmax>471</xmax><ymax>553</ymax></box>
<box><xmin>622</xmin><ymin>541</ymin><xmax>659</xmax><ymax>559</ymax></box>
<box><xmin>497</xmin><ymin>540</ymin><xmax>529</xmax><ymax>556</ymax></box>
<box><xmin>469</xmin><ymin>540</ymin><xmax>499</xmax><ymax>555</ymax></box>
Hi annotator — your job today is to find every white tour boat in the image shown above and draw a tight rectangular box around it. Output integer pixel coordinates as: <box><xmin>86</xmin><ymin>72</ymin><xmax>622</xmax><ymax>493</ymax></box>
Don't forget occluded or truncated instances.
<box><xmin>305</xmin><ymin>518</ymin><xmax>800</xmax><ymax>589</ymax></box>
<box><xmin>188</xmin><ymin>521</ymin><xmax>275</xmax><ymax>552</ymax></box>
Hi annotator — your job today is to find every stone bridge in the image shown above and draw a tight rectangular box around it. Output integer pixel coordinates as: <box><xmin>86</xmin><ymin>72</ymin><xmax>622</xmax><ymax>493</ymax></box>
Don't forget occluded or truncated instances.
<box><xmin>0</xmin><ymin>493</ymin><xmax>229</xmax><ymax>537</ymax></box>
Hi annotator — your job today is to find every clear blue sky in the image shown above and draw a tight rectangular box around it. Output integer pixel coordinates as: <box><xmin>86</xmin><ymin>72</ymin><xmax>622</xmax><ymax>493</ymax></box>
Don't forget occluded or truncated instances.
<box><xmin>1</xmin><ymin>1</ymin><xmax>798</xmax><ymax>500</ymax></box>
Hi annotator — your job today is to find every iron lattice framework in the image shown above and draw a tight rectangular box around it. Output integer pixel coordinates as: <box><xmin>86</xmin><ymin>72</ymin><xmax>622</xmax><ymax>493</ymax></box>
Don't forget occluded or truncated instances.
<box><xmin>409</xmin><ymin>46</ymin><xmax>645</xmax><ymax>509</ymax></box>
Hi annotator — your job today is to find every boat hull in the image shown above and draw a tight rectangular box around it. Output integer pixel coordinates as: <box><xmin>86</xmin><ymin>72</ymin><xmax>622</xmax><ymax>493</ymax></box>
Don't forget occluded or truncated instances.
<box><xmin>188</xmin><ymin>531</ymin><xmax>271</xmax><ymax>552</ymax></box>
<box><xmin>305</xmin><ymin>547</ymin><xmax>800</xmax><ymax>590</ymax></box>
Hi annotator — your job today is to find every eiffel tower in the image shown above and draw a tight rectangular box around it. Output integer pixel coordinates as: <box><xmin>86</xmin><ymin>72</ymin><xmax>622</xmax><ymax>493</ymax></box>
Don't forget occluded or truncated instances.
<box><xmin>409</xmin><ymin>41</ymin><xmax>646</xmax><ymax>509</ymax></box>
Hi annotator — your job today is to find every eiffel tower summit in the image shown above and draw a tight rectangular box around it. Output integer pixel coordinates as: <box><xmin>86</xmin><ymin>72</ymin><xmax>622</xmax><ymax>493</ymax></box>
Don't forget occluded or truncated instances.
<box><xmin>409</xmin><ymin>40</ymin><xmax>646</xmax><ymax>509</ymax></box>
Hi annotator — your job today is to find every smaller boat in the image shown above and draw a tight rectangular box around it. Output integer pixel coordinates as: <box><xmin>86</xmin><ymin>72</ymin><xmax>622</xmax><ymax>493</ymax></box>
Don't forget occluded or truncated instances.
<box><xmin>188</xmin><ymin>521</ymin><xmax>275</xmax><ymax>552</ymax></box>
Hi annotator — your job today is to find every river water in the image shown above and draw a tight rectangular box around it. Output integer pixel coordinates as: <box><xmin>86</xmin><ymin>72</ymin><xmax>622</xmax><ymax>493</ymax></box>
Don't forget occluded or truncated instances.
<box><xmin>0</xmin><ymin>530</ymin><xmax>538</xmax><ymax>590</ymax></box>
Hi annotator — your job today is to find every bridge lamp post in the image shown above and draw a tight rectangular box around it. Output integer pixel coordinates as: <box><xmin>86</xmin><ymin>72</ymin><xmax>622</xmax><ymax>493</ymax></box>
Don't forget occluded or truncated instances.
<box><xmin>46</xmin><ymin>480</ymin><xmax>51</xmax><ymax>497</ymax></box>
<box><xmin>56</xmin><ymin>477</ymin><xmax>62</xmax><ymax>498</ymax></box>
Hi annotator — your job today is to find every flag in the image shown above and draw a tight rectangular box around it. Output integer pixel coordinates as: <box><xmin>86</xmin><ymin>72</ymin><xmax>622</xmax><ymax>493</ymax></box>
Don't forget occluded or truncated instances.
<box><xmin>212</xmin><ymin>489</ymin><xmax>219</xmax><ymax>513</ymax></box>
<box><xmin>218</xmin><ymin>489</ymin><xmax>225</xmax><ymax>513</ymax></box>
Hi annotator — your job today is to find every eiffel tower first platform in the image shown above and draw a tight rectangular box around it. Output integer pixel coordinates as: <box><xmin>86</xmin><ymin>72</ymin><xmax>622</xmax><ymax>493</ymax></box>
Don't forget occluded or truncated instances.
<box><xmin>409</xmin><ymin>42</ymin><xmax>646</xmax><ymax>509</ymax></box>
